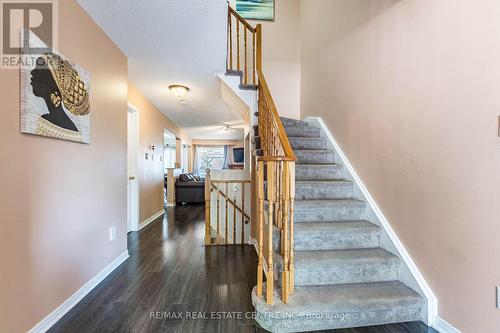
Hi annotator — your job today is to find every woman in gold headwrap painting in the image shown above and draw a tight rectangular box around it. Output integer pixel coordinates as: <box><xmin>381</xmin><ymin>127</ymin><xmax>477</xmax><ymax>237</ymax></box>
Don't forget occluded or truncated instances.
<box><xmin>30</xmin><ymin>53</ymin><xmax>89</xmax><ymax>142</ymax></box>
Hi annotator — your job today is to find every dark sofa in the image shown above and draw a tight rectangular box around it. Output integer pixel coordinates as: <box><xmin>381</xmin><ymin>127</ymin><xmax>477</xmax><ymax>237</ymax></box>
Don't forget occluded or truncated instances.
<box><xmin>175</xmin><ymin>173</ymin><xmax>205</xmax><ymax>205</ymax></box>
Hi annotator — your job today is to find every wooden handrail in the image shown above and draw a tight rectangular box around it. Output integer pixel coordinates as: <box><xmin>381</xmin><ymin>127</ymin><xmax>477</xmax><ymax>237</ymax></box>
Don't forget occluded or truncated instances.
<box><xmin>257</xmin><ymin>69</ymin><xmax>296</xmax><ymax>161</ymax></box>
<box><xmin>228</xmin><ymin>6</ymin><xmax>255</xmax><ymax>33</ymax></box>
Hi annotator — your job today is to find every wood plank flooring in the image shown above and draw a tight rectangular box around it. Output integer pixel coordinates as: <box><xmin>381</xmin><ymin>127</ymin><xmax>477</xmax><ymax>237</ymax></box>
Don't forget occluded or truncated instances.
<box><xmin>49</xmin><ymin>204</ymin><xmax>438</xmax><ymax>333</ymax></box>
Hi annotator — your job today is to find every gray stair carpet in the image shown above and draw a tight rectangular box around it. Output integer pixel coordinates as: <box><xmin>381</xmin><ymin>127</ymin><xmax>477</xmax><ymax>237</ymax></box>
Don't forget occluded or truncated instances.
<box><xmin>252</xmin><ymin>117</ymin><xmax>425</xmax><ymax>332</ymax></box>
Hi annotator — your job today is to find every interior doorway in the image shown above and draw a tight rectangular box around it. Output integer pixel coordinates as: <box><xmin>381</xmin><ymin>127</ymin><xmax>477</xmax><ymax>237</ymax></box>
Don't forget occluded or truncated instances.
<box><xmin>163</xmin><ymin>130</ymin><xmax>177</xmax><ymax>206</ymax></box>
<box><xmin>127</xmin><ymin>104</ymin><xmax>140</xmax><ymax>232</ymax></box>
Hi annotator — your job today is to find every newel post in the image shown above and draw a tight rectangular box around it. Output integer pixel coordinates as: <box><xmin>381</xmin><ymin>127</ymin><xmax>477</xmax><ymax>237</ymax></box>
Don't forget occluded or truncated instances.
<box><xmin>256</xmin><ymin>24</ymin><xmax>262</xmax><ymax>71</ymax></box>
<box><xmin>205</xmin><ymin>169</ymin><xmax>212</xmax><ymax>246</ymax></box>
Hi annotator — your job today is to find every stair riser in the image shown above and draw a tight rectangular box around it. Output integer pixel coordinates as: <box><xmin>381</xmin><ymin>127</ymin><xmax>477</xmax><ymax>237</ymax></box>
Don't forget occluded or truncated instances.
<box><xmin>296</xmin><ymin>151</ymin><xmax>335</xmax><ymax>164</ymax></box>
<box><xmin>289</xmin><ymin>137</ymin><xmax>328</xmax><ymax>150</ymax></box>
<box><xmin>294</xmin><ymin>233</ymin><xmax>380</xmax><ymax>251</ymax></box>
<box><xmin>285</xmin><ymin>127</ymin><xmax>321</xmax><ymax>138</ymax></box>
<box><xmin>281</xmin><ymin>260</ymin><xmax>399</xmax><ymax>287</ymax></box>
<box><xmin>294</xmin><ymin>206</ymin><xmax>366</xmax><ymax>223</ymax></box>
<box><xmin>295</xmin><ymin>165</ymin><xmax>344</xmax><ymax>180</ymax></box>
<box><xmin>254</xmin><ymin>306</ymin><xmax>423</xmax><ymax>333</ymax></box>
<box><xmin>295</xmin><ymin>183</ymin><xmax>353</xmax><ymax>200</ymax></box>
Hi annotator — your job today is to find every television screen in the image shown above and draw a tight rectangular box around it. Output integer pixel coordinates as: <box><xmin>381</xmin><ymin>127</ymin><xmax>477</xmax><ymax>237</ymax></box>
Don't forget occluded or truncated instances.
<box><xmin>233</xmin><ymin>148</ymin><xmax>244</xmax><ymax>163</ymax></box>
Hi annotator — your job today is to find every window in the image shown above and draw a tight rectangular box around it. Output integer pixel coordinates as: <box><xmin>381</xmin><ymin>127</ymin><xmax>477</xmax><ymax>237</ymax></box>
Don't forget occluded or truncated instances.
<box><xmin>181</xmin><ymin>143</ymin><xmax>189</xmax><ymax>172</ymax></box>
<box><xmin>164</xmin><ymin>131</ymin><xmax>176</xmax><ymax>170</ymax></box>
<box><xmin>196</xmin><ymin>146</ymin><xmax>225</xmax><ymax>177</ymax></box>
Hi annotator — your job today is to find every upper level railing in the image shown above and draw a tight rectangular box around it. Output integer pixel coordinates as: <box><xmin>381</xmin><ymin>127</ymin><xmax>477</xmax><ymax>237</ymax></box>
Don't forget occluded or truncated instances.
<box><xmin>226</xmin><ymin>4</ymin><xmax>297</xmax><ymax>305</ymax></box>
<box><xmin>227</xmin><ymin>6</ymin><xmax>258</xmax><ymax>85</ymax></box>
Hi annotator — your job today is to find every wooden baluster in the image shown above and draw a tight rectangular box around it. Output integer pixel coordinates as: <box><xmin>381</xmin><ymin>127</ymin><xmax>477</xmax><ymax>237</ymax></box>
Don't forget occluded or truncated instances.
<box><xmin>289</xmin><ymin>162</ymin><xmax>295</xmax><ymax>294</ymax></box>
<box><xmin>204</xmin><ymin>170</ymin><xmax>212</xmax><ymax>246</ymax></box>
<box><xmin>237</xmin><ymin>20</ymin><xmax>240</xmax><ymax>71</ymax></box>
<box><xmin>225</xmin><ymin>183</ymin><xmax>229</xmax><ymax>245</ymax></box>
<box><xmin>282</xmin><ymin>162</ymin><xmax>290</xmax><ymax>303</ymax></box>
<box><xmin>257</xmin><ymin>161</ymin><xmax>264</xmax><ymax>297</ymax></box>
<box><xmin>266</xmin><ymin>161</ymin><xmax>275</xmax><ymax>304</ymax></box>
<box><xmin>241</xmin><ymin>183</ymin><xmax>245</xmax><ymax>244</ymax></box>
<box><xmin>216</xmin><ymin>187</ymin><xmax>220</xmax><ymax>245</ymax></box>
<box><xmin>252</xmin><ymin>31</ymin><xmax>256</xmax><ymax>84</ymax></box>
<box><xmin>229</xmin><ymin>12</ymin><xmax>233</xmax><ymax>70</ymax></box>
<box><xmin>275</xmin><ymin>160</ymin><xmax>280</xmax><ymax>230</ymax></box>
<box><xmin>233</xmin><ymin>184</ymin><xmax>237</xmax><ymax>244</ymax></box>
<box><xmin>244</xmin><ymin>28</ymin><xmax>248</xmax><ymax>84</ymax></box>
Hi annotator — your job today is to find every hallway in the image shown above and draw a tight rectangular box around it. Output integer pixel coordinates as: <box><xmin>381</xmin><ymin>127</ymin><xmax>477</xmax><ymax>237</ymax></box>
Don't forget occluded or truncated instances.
<box><xmin>49</xmin><ymin>205</ymin><xmax>437</xmax><ymax>333</ymax></box>
<box><xmin>49</xmin><ymin>204</ymin><xmax>259</xmax><ymax>333</ymax></box>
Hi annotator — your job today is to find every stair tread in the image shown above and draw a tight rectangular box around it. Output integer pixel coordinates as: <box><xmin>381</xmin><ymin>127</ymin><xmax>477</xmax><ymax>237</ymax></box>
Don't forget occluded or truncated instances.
<box><xmin>296</xmin><ymin>163</ymin><xmax>340</xmax><ymax>167</ymax></box>
<box><xmin>294</xmin><ymin>198</ymin><xmax>366</xmax><ymax>208</ymax></box>
<box><xmin>254</xmin><ymin>281</ymin><xmax>424</xmax><ymax>316</ymax></box>
<box><xmin>285</xmin><ymin>126</ymin><xmax>321</xmax><ymax>138</ymax></box>
<box><xmin>293</xmin><ymin>248</ymin><xmax>399</xmax><ymax>266</ymax></box>
<box><xmin>294</xmin><ymin>149</ymin><xmax>333</xmax><ymax>153</ymax></box>
<box><xmin>296</xmin><ymin>180</ymin><xmax>352</xmax><ymax>185</ymax></box>
<box><xmin>295</xmin><ymin>220</ymin><xmax>380</xmax><ymax>233</ymax></box>
<box><xmin>273</xmin><ymin>199</ymin><xmax>366</xmax><ymax>210</ymax></box>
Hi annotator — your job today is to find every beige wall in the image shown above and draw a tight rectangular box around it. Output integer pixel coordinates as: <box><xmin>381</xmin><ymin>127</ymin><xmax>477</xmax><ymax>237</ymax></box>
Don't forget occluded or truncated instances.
<box><xmin>0</xmin><ymin>1</ymin><xmax>128</xmax><ymax>332</ymax></box>
<box><xmin>248</xmin><ymin>0</ymin><xmax>302</xmax><ymax>120</ymax></box>
<box><xmin>300</xmin><ymin>1</ymin><xmax>500</xmax><ymax>332</ymax></box>
<box><xmin>128</xmin><ymin>84</ymin><xmax>189</xmax><ymax>222</ymax></box>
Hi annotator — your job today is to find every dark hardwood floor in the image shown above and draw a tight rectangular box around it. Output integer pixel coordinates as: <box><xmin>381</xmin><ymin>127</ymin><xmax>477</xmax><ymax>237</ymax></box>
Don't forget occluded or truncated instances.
<box><xmin>49</xmin><ymin>204</ymin><xmax>438</xmax><ymax>333</ymax></box>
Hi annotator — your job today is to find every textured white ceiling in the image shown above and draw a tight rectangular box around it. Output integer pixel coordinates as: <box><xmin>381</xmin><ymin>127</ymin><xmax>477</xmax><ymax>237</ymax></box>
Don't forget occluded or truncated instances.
<box><xmin>77</xmin><ymin>0</ymin><xmax>245</xmax><ymax>140</ymax></box>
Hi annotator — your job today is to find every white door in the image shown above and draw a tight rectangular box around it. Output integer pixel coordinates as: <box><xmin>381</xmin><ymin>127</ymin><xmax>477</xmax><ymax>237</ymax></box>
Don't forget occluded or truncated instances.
<box><xmin>127</xmin><ymin>105</ymin><xmax>139</xmax><ymax>232</ymax></box>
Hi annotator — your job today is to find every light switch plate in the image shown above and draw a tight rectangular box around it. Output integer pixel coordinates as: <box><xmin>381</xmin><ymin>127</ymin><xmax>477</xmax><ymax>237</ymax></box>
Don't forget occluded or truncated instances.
<box><xmin>109</xmin><ymin>226</ymin><xmax>116</xmax><ymax>241</ymax></box>
<box><xmin>496</xmin><ymin>286</ymin><xmax>500</xmax><ymax>309</ymax></box>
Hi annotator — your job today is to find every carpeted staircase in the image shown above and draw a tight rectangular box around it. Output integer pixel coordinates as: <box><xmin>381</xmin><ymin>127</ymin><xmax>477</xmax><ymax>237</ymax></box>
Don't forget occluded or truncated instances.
<box><xmin>252</xmin><ymin>117</ymin><xmax>425</xmax><ymax>332</ymax></box>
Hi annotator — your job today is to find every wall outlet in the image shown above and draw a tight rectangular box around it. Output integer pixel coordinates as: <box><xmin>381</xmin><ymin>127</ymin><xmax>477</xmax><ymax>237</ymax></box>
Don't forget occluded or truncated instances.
<box><xmin>109</xmin><ymin>226</ymin><xmax>117</xmax><ymax>241</ymax></box>
<box><xmin>497</xmin><ymin>286</ymin><xmax>500</xmax><ymax>309</ymax></box>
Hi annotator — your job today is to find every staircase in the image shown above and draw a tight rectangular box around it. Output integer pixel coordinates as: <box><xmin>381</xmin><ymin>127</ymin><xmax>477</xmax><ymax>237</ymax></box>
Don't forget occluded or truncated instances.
<box><xmin>251</xmin><ymin>117</ymin><xmax>425</xmax><ymax>332</ymax></box>
<box><xmin>224</xmin><ymin>4</ymin><xmax>426</xmax><ymax>331</ymax></box>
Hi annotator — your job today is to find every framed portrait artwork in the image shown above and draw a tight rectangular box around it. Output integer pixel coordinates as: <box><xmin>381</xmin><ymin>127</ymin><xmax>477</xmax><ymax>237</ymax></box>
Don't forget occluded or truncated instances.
<box><xmin>21</xmin><ymin>33</ymin><xmax>91</xmax><ymax>143</ymax></box>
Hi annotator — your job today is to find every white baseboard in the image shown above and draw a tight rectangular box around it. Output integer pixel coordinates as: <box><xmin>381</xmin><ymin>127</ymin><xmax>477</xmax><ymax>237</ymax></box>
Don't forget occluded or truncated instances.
<box><xmin>138</xmin><ymin>209</ymin><xmax>165</xmax><ymax>230</ymax></box>
<box><xmin>28</xmin><ymin>251</ymin><xmax>129</xmax><ymax>333</ymax></box>
<box><xmin>305</xmin><ymin>116</ymin><xmax>438</xmax><ymax>325</ymax></box>
<box><xmin>433</xmin><ymin>317</ymin><xmax>461</xmax><ymax>333</ymax></box>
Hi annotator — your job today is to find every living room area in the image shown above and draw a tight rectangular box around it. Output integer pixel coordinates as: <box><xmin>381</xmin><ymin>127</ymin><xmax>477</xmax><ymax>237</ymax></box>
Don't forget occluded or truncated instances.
<box><xmin>164</xmin><ymin>129</ymin><xmax>250</xmax><ymax>207</ymax></box>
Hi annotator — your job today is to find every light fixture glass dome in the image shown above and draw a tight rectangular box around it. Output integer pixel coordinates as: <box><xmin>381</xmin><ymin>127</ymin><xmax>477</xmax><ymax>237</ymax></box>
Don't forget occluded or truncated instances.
<box><xmin>168</xmin><ymin>84</ymin><xmax>190</xmax><ymax>98</ymax></box>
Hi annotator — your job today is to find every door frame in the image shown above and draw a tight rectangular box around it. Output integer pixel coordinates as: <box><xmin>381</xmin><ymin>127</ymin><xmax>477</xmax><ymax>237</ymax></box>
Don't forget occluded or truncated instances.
<box><xmin>127</xmin><ymin>103</ymin><xmax>140</xmax><ymax>232</ymax></box>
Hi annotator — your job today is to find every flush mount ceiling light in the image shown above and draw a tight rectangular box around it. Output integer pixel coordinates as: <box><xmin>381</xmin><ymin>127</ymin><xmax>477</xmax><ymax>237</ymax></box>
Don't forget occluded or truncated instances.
<box><xmin>168</xmin><ymin>84</ymin><xmax>190</xmax><ymax>99</ymax></box>
<box><xmin>223</xmin><ymin>126</ymin><xmax>232</xmax><ymax>134</ymax></box>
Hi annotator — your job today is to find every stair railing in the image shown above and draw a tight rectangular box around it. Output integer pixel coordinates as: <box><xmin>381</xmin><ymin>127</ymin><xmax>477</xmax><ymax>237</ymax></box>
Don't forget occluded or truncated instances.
<box><xmin>226</xmin><ymin>4</ymin><xmax>297</xmax><ymax>305</ymax></box>
<box><xmin>204</xmin><ymin>169</ymin><xmax>251</xmax><ymax>246</ymax></box>
<box><xmin>227</xmin><ymin>6</ymin><xmax>257</xmax><ymax>85</ymax></box>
